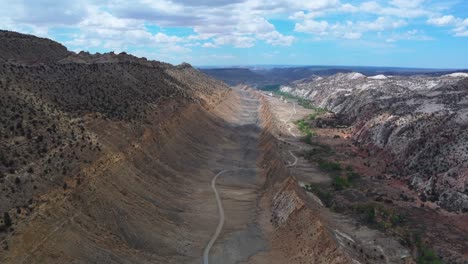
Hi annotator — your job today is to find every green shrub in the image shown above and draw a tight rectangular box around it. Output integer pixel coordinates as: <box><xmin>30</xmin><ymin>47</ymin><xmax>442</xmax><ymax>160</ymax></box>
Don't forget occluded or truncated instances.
<box><xmin>417</xmin><ymin>247</ymin><xmax>442</xmax><ymax>264</ymax></box>
<box><xmin>272</xmin><ymin>90</ymin><xmax>327</xmax><ymax>112</ymax></box>
<box><xmin>409</xmin><ymin>233</ymin><xmax>443</xmax><ymax>264</ymax></box>
<box><xmin>302</xmin><ymin>145</ymin><xmax>333</xmax><ymax>160</ymax></box>
<box><xmin>0</xmin><ymin>212</ymin><xmax>12</xmax><ymax>232</ymax></box>
<box><xmin>259</xmin><ymin>84</ymin><xmax>281</xmax><ymax>91</ymax></box>
<box><xmin>304</xmin><ymin>184</ymin><xmax>333</xmax><ymax>207</ymax></box>
<box><xmin>309</xmin><ymin>112</ymin><xmax>318</xmax><ymax>120</ymax></box>
<box><xmin>273</xmin><ymin>90</ymin><xmax>299</xmax><ymax>100</ymax></box>
<box><xmin>332</xmin><ymin>176</ymin><xmax>350</xmax><ymax>190</ymax></box>
<box><xmin>302</xmin><ymin>130</ymin><xmax>317</xmax><ymax>144</ymax></box>
<box><xmin>295</xmin><ymin>119</ymin><xmax>309</xmax><ymax>133</ymax></box>
<box><xmin>346</xmin><ymin>171</ymin><xmax>361</xmax><ymax>181</ymax></box>
<box><xmin>353</xmin><ymin>203</ymin><xmax>405</xmax><ymax>229</ymax></box>
<box><xmin>317</xmin><ymin>159</ymin><xmax>342</xmax><ymax>172</ymax></box>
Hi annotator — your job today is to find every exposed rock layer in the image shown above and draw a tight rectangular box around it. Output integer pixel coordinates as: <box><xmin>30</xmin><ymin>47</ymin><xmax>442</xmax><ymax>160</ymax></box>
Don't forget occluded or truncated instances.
<box><xmin>281</xmin><ymin>73</ymin><xmax>468</xmax><ymax>212</ymax></box>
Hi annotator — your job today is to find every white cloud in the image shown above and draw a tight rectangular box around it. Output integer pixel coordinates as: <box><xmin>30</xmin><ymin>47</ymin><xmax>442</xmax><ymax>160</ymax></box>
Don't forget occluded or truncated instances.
<box><xmin>289</xmin><ymin>11</ymin><xmax>304</xmax><ymax>20</ymax></box>
<box><xmin>385</xmin><ymin>29</ymin><xmax>432</xmax><ymax>42</ymax></box>
<box><xmin>454</xmin><ymin>26</ymin><xmax>468</xmax><ymax>37</ymax></box>
<box><xmin>356</xmin><ymin>17</ymin><xmax>407</xmax><ymax>31</ymax></box>
<box><xmin>0</xmin><ymin>0</ymin><xmax>466</xmax><ymax>57</ymax></box>
<box><xmin>454</xmin><ymin>30</ymin><xmax>468</xmax><ymax>37</ymax></box>
<box><xmin>343</xmin><ymin>32</ymin><xmax>362</xmax><ymax>39</ymax></box>
<box><xmin>390</xmin><ymin>0</ymin><xmax>426</xmax><ymax>9</ymax></box>
<box><xmin>214</xmin><ymin>35</ymin><xmax>256</xmax><ymax>48</ymax></box>
<box><xmin>109</xmin><ymin>0</ymin><xmax>297</xmax><ymax>48</ymax></box>
<box><xmin>65</xmin><ymin>8</ymin><xmax>187</xmax><ymax>52</ymax></box>
<box><xmin>426</xmin><ymin>15</ymin><xmax>468</xmax><ymax>37</ymax></box>
<box><xmin>295</xmin><ymin>20</ymin><xmax>329</xmax><ymax>34</ymax></box>
<box><xmin>358</xmin><ymin>1</ymin><xmax>431</xmax><ymax>18</ymax></box>
<box><xmin>259</xmin><ymin>31</ymin><xmax>295</xmax><ymax>46</ymax></box>
<box><xmin>295</xmin><ymin>17</ymin><xmax>407</xmax><ymax>40</ymax></box>
<box><xmin>427</xmin><ymin>15</ymin><xmax>457</xmax><ymax>26</ymax></box>
<box><xmin>202</xmin><ymin>42</ymin><xmax>217</xmax><ymax>48</ymax></box>
<box><xmin>236</xmin><ymin>17</ymin><xmax>275</xmax><ymax>35</ymax></box>
<box><xmin>340</xmin><ymin>3</ymin><xmax>358</xmax><ymax>13</ymax></box>
<box><xmin>294</xmin><ymin>0</ymin><xmax>340</xmax><ymax>11</ymax></box>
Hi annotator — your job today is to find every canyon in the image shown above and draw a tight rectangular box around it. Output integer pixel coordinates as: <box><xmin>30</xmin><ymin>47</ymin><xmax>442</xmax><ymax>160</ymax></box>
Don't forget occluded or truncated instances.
<box><xmin>1</xmin><ymin>30</ymin><xmax>467</xmax><ymax>264</ymax></box>
<box><xmin>280</xmin><ymin>72</ymin><xmax>468</xmax><ymax>213</ymax></box>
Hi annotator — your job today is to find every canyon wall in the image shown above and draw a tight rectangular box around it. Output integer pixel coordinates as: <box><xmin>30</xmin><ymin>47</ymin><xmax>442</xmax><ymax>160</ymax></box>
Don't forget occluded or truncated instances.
<box><xmin>281</xmin><ymin>73</ymin><xmax>468</xmax><ymax>212</ymax></box>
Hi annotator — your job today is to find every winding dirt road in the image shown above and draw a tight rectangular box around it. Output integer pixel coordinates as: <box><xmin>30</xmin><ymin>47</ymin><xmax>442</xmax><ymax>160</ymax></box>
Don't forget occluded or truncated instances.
<box><xmin>201</xmin><ymin>96</ymin><xmax>302</xmax><ymax>261</ymax></box>
<box><xmin>202</xmin><ymin>89</ymin><xmax>264</xmax><ymax>264</ymax></box>
<box><xmin>202</xmin><ymin>170</ymin><xmax>227</xmax><ymax>264</ymax></box>
<box><xmin>281</xmin><ymin>102</ymin><xmax>302</xmax><ymax>168</ymax></box>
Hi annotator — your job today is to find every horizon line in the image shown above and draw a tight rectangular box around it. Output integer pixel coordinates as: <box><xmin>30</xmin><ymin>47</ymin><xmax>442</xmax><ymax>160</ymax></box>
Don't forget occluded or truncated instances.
<box><xmin>194</xmin><ymin>64</ymin><xmax>468</xmax><ymax>71</ymax></box>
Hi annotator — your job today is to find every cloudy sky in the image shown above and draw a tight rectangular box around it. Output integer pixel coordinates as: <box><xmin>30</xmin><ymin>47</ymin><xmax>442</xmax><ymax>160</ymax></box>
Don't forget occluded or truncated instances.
<box><xmin>1</xmin><ymin>0</ymin><xmax>467</xmax><ymax>68</ymax></box>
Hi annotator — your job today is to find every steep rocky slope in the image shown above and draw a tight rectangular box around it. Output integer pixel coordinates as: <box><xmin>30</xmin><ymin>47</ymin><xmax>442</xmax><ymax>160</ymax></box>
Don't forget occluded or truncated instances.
<box><xmin>281</xmin><ymin>73</ymin><xmax>468</xmax><ymax>212</ymax></box>
<box><xmin>0</xmin><ymin>30</ymin><xmax>235</xmax><ymax>262</ymax></box>
<box><xmin>0</xmin><ymin>30</ymin><xmax>363</xmax><ymax>264</ymax></box>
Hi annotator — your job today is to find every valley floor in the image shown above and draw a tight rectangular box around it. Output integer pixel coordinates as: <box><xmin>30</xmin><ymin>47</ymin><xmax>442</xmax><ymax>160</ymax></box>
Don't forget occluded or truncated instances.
<box><xmin>6</xmin><ymin>85</ymin><xmax>464</xmax><ymax>264</ymax></box>
<box><xmin>262</xmin><ymin>91</ymin><xmax>468</xmax><ymax>264</ymax></box>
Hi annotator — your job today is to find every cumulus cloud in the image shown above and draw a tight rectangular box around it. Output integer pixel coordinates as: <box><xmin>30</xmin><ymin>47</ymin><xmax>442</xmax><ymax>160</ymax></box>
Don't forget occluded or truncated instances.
<box><xmin>295</xmin><ymin>20</ymin><xmax>329</xmax><ymax>34</ymax></box>
<box><xmin>295</xmin><ymin>17</ymin><xmax>407</xmax><ymax>40</ymax></box>
<box><xmin>389</xmin><ymin>0</ymin><xmax>426</xmax><ymax>9</ymax></box>
<box><xmin>214</xmin><ymin>35</ymin><xmax>256</xmax><ymax>48</ymax></box>
<box><xmin>110</xmin><ymin>0</ymin><xmax>295</xmax><ymax>48</ymax></box>
<box><xmin>259</xmin><ymin>31</ymin><xmax>295</xmax><ymax>46</ymax></box>
<box><xmin>385</xmin><ymin>29</ymin><xmax>432</xmax><ymax>42</ymax></box>
<box><xmin>343</xmin><ymin>32</ymin><xmax>362</xmax><ymax>39</ymax></box>
<box><xmin>427</xmin><ymin>15</ymin><xmax>457</xmax><ymax>26</ymax></box>
<box><xmin>14</xmin><ymin>0</ymin><xmax>88</xmax><ymax>25</ymax></box>
<box><xmin>202</xmin><ymin>42</ymin><xmax>217</xmax><ymax>48</ymax></box>
<box><xmin>427</xmin><ymin>15</ymin><xmax>468</xmax><ymax>37</ymax></box>
<box><xmin>353</xmin><ymin>0</ymin><xmax>431</xmax><ymax>18</ymax></box>
<box><xmin>0</xmin><ymin>0</ymin><xmax>465</xmax><ymax>60</ymax></box>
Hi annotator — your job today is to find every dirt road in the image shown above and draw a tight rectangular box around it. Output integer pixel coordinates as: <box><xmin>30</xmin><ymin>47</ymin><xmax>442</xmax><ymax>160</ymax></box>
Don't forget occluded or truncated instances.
<box><xmin>200</xmin><ymin>88</ymin><xmax>266</xmax><ymax>264</ymax></box>
<box><xmin>203</xmin><ymin>170</ymin><xmax>226</xmax><ymax>264</ymax></box>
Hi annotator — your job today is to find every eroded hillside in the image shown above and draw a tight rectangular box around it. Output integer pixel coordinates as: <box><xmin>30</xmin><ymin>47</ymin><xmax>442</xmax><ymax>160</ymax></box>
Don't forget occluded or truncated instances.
<box><xmin>0</xmin><ymin>30</ymin><xmax>235</xmax><ymax>262</ymax></box>
<box><xmin>281</xmin><ymin>72</ymin><xmax>468</xmax><ymax>212</ymax></box>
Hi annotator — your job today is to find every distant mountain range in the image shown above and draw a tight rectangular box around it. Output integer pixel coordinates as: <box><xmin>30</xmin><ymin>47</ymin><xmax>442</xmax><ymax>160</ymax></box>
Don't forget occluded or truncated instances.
<box><xmin>200</xmin><ymin>65</ymin><xmax>468</xmax><ymax>87</ymax></box>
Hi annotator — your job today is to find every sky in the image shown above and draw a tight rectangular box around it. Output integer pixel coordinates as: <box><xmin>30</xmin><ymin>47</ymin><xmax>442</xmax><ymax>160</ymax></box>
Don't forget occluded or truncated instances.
<box><xmin>0</xmin><ymin>0</ymin><xmax>467</xmax><ymax>68</ymax></box>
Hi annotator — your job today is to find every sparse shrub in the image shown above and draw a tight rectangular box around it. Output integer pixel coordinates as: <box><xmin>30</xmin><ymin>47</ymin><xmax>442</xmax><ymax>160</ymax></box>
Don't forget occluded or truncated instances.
<box><xmin>303</xmin><ymin>131</ymin><xmax>316</xmax><ymax>144</ymax></box>
<box><xmin>332</xmin><ymin>176</ymin><xmax>350</xmax><ymax>190</ymax></box>
<box><xmin>353</xmin><ymin>203</ymin><xmax>405</xmax><ymax>229</ymax></box>
<box><xmin>317</xmin><ymin>159</ymin><xmax>342</xmax><ymax>172</ymax></box>
<box><xmin>346</xmin><ymin>171</ymin><xmax>361</xmax><ymax>181</ymax></box>
<box><xmin>0</xmin><ymin>212</ymin><xmax>12</xmax><ymax>232</ymax></box>
<box><xmin>417</xmin><ymin>247</ymin><xmax>442</xmax><ymax>264</ymax></box>
<box><xmin>295</xmin><ymin>119</ymin><xmax>309</xmax><ymax>133</ymax></box>
<box><xmin>304</xmin><ymin>183</ymin><xmax>333</xmax><ymax>207</ymax></box>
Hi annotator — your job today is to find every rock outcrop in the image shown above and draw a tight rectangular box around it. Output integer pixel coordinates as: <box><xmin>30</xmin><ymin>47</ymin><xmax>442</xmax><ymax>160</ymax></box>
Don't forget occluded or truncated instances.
<box><xmin>281</xmin><ymin>73</ymin><xmax>468</xmax><ymax>212</ymax></box>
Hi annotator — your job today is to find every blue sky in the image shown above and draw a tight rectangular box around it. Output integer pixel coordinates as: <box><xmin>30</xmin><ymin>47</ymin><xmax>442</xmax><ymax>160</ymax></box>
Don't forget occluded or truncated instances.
<box><xmin>1</xmin><ymin>0</ymin><xmax>467</xmax><ymax>68</ymax></box>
